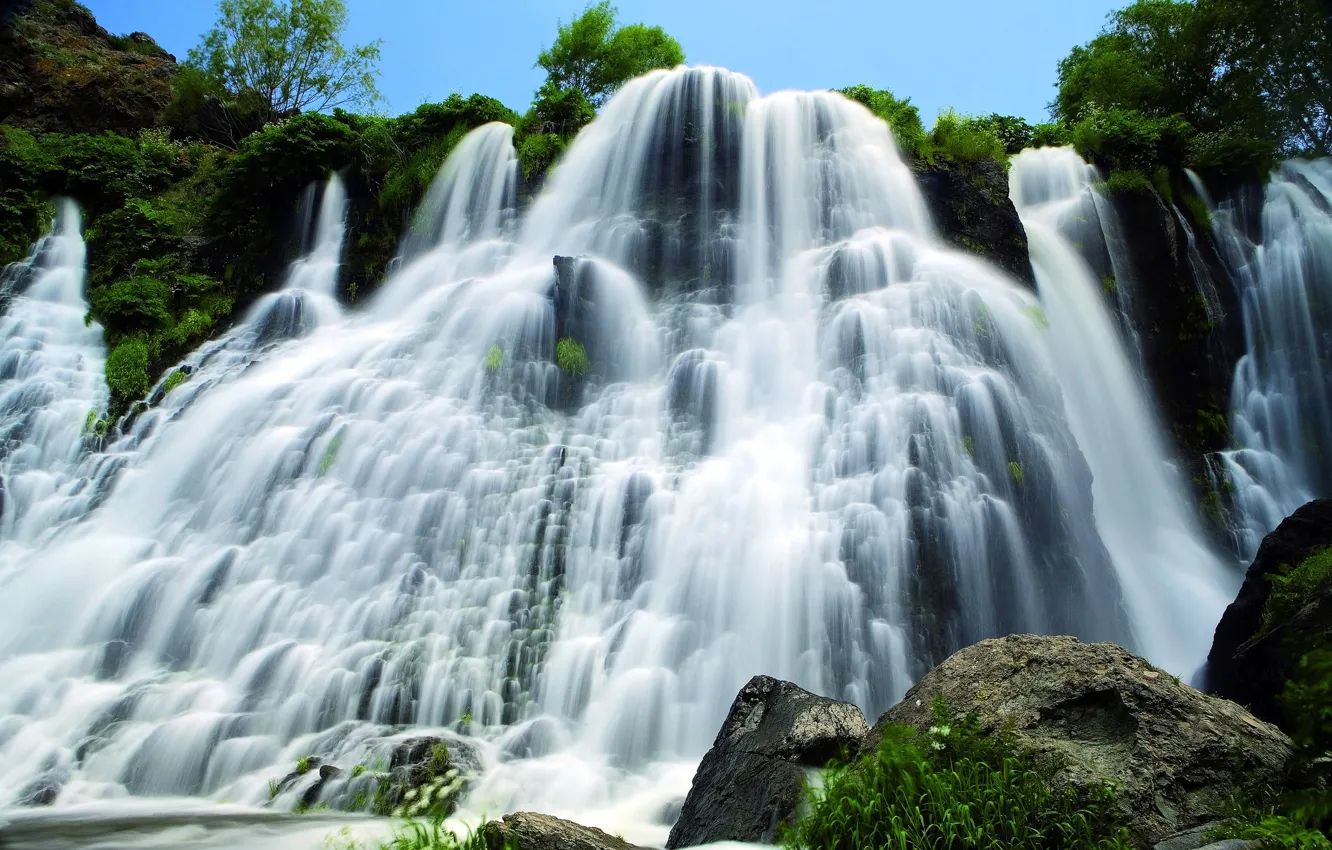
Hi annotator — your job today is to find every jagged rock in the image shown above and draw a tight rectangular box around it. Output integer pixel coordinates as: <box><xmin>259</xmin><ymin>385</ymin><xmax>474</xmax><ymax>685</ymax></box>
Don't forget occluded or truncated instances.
<box><xmin>1207</xmin><ymin>498</ymin><xmax>1332</xmax><ymax>722</ymax></box>
<box><xmin>666</xmin><ymin>675</ymin><xmax>869</xmax><ymax>848</ymax></box>
<box><xmin>914</xmin><ymin>157</ymin><xmax>1035</xmax><ymax>287</ymax></box>
<box><xmin>1153</xmin><ymin>823</ymin><xmax>1249</xmax><ymax>850</ymax></box>
<box><xmin>871</xmin><ymin>634</ymin><xmax>1291</xmax><ymax>849</ymax></box>
<box><xmin>483</xmin><ymin>812</ymin><xmax>645</xmax><ymax>850</ymax></box>
<box><xmin>0</xmin><ymin>0</ymin><xmax>176</xmax><ymax>135</ymax></box>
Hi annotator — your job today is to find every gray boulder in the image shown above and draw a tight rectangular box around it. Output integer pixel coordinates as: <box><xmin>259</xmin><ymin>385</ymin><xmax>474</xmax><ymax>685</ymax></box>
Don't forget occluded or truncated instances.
<box><xmin>872</xmin><ymin>635</ymin><xmax>1291</xmax><ymax>849</ymax></box>
<box><xmin>483</xmin><ymin>812</ymin><xmax>644</xmax><ymax>850</ymax></box>
<box><xmin>665</xmin><ymin>675</ymin><xmax>869</xmax><ymax>848</ymax></box>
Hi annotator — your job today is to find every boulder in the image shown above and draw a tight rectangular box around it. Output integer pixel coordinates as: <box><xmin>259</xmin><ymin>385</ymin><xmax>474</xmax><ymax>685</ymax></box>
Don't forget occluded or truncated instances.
<box><xmin>914</xmin><ymin>157</ymin><xmax>1035</xmax><ymax>287</ymax></box>
<box><xmin>665</xmin><ymin>675</ymin><xmax>869</xmax><ymax>848</ymax></box>
<box><xmin>1207</xmin><ymin>498</ymin><xmax>1332</xmax><ymax>723</ymax></box>
<box><xmin>483</xmin><ymin>812</ymin><xmax>645</xmax><ymax>850</ymax></box>
<box><xmin>871</xmin><ymin>634</ymin><xmax>1290</xmax><ymax>849</ymax></box>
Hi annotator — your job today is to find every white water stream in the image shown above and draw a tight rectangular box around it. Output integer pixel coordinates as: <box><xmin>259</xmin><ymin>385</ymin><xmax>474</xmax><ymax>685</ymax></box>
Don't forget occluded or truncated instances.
<box><xmin>0</xmin><ymin>72</ymin><xmax>1259</xmax><ymax>847</ymax></box>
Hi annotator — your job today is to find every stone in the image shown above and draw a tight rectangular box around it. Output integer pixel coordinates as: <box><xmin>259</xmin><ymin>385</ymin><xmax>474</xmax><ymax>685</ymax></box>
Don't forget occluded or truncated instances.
<box><xmin>914</xmin><ymin>157</ymin><xmax>1035</xmax><ymax>287</ymax></box>
<box><xmin>870</xmin><ymin>634</ymin><xmax>1291</xmax><ymax>849</ymax></box>
<box><xmin>483</xmin><ymin>812</ymin><xmax>645</xmax><ymax>850</ymax></box>
<box><xmin>665</xmin><ymin>675</ymin><xmax>869</xmax><ymax>848</ymax></box>
<box><xmin>1153</xmin><ymin>822</ymin><xmax>1225</xmax><ymax>850</ymax></box>
<box><xmin>1207</xmin><ymin>498</ymin><xmax>1332</xmax><ymax>722</ymax></box>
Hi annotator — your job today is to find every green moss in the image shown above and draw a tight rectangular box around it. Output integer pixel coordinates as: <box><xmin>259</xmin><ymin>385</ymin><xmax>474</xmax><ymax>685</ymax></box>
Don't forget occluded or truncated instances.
<box><xmin>162</xmin><ymin>369</ymin><xmax>186</xmax><ymax>395</ymax></box>
<box><xmin>1008</xmin><ymin>460</ymin><xmax>1025</xmax><ymax>486</ymax></box>
<box><xmin>319</xmin><ymin>433</ymin><xmax>343</xmax><ymax>476</ymax></box>
<box><xmin>1102</xmin><ymin>273</ymin><xmax>1117</xmax><ymax>295</ymax></box>
<box><xmin>556</xmin><ymin>337</ymin><xmax>590</xmax><ymax>376</ymax></box>
<box><xmin>1023</xmin><ymin>304</ymin><xmax>1050</xmax><ymax>330</ymax></box>
<box><xmin>963</xmin><ymin>435</ymin><xmax>975</xmax><ymax>456</ymax></box>
<box><xmin>105</xmin><ymin>337</ymin><xmax>151</xmax><ymax>403</ymax></box>
<box><xmin>786</xmin><ymin>698</ymin><xmax>1129</xmax><ymax>850</ymax></box>
<box><xmin>485</xmin><ymin>344</ymin><xmax>503</xmax><ymax>373</ymax></box>
<box><xmin>1105</xmin><ymin>169</ymin><xmax>1153</xmax><ymax>195</ymax></box>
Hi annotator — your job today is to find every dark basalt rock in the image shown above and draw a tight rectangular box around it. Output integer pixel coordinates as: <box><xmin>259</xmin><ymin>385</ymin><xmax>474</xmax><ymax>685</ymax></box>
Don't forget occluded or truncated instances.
<box><xmin>1106</xmin><ymin>181</ymin><xmax>1243</xmax><ymax>523</ymax></box>
<box><xmin>483</xmin><ymin>812</ymin><xmax>646</xmax><ymax>850</ymax></box>
<box><xmin>873</xmin><ymin>634</ymin><xmax>1291</xmax><ymax>849</ymax></box>
<box><xmin>0</xmin><ymin>0</ymin><xmax>176</xmax><ymax>135</ymax></box>
<box><xmin>914</xmin><ymin>158</ymin><xmax>1035</xmax><ymax>287</ymax></box>
<box><xmin>1207</xmin><ymin>498</ymin><xmax>1332</xmax><ymax>722</ymax></box>
<box><xmin>665</xmin><ymin>675</ymin><xmax>869</xmax><ymax>848</ymax></box>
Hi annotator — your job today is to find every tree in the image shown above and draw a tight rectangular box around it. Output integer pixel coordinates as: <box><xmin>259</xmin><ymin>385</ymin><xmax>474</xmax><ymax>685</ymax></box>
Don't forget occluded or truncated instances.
<box><xmin>535</xmin><ymin>2</ymin><xmax>684</xmax><ymax>107</ymax></box>
<box><xmin>188</xmin><ymin>0</ymin><xmax>381</xmax><ymax>117</ymax></box>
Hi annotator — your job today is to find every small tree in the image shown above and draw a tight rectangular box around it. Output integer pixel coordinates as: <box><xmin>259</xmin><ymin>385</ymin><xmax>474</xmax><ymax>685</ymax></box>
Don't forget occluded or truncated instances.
<box><xmin>536</xmin><ymin>2</ymin><xmax>683</xmax><ymax>107</ymax></box>
<box><xmin>188</xmin><ymin>0</ymin><xmax>381</xmax><ymax>117</ymax></box>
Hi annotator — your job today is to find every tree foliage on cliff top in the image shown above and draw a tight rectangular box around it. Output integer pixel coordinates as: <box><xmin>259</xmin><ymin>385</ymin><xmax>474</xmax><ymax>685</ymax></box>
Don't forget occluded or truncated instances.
<box><xmin>536</xmin><ymin>1</ymin><xmax>684</xmax><ymax>107</ymax></box>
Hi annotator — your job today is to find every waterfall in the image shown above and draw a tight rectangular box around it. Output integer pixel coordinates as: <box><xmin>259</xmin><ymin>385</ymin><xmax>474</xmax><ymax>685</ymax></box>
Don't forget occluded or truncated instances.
<box><xmin>0</xmin><ymin>70</ymin><xmax>1221</xmax><ymax>844</ymax></box>
<box><xmin>1008</xmin><ymin>147</ymin><xmax>1235</xmax><ymax>677</ymax></box>
<box><xmin>0</xmin><ymin>201</ymin><xmax>106</xmax><ymax>547</ymax></box>
<box><xmin>1205</xmin><ymin>159</ymin><xmax>1332</xmax><ymax>556</ymax></box>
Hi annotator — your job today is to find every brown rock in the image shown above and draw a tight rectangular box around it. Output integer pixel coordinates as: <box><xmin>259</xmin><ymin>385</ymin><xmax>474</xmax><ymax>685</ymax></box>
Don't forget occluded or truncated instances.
<box><xmin>483</xmin><ymin>812</ymin><xmax>645</xmax><ymax>850</ymax></box>
<box><xmin>870</xmin><ymin>634</ymin><xmax>1291</xmax><ymax>849</ymax></box>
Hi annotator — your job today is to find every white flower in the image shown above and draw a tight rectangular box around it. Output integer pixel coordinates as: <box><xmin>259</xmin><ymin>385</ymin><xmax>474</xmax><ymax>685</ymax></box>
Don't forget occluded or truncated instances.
<box><xmin>931</xmin><ymin>741</ymin><xmax>946</xmax><ymax>751</ymax></box>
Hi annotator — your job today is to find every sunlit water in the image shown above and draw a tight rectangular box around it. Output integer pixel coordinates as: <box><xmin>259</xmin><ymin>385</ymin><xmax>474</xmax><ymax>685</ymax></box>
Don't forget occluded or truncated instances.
<box><xmin>0</xmin><ymin>71</ymin><xmax>1257</xmax><ymax>847</ymax></box>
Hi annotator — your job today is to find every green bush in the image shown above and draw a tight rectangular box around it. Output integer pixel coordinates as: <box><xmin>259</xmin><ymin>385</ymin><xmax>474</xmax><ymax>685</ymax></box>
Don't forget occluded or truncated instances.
<box><xmin>840</xmin><ymin>85</ymin><xmax>929</xmax><ymax>159</ymax></box>
<box><xmin>787</xmin><ymin>700</ymin><xmax>1129</xmax><ymax>850</ymax></box>
<box><xmin>931</xmin><ymin>109</ymin><xmax>1007</xmax><ymax>164</ymax></box>
<box><xmin>1032</xmin><ymin>122</ymin><xmax>1073</xmax><ymax>148</ymax></box>
<box><xmin>1071</xmin><ymin>108</ymin><xmax>1193</xmax><ymax>172</ymax></box>
<box><xmin>556</xmin><ymin>337</ymin><xmax>590</xmax><ymax>376</ymax></box>
<box><xmin>88</xmin><ymin>276</ymin><xmax>172</xmax><ymax>338</ymax></box>
<box><xmin>1104</xmin><ymin>169</ymin><xmax>1153</xmax><ymax>195</ymax></box>
<box><xmin>105</xmin><ymin>337</ymin><xmax>152</xmax><ymax>402</ymax></box>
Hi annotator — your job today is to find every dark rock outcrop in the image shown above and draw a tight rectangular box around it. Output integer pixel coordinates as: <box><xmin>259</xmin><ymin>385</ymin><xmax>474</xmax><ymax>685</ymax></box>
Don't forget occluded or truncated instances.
<box><xmin>1207</xmin><ymin>498</ymin><xmax>1332</xmax><ymax>722</ymax></box>
<box><xmin>914</xmin><ymin>157</ymin><xmax>1035</xmax><ymax>287</ymax></box>
<box><xmin>872</xmin><ymin>634</ymin><xmax>1290</xmax><ymax>849</ymax></box>
<box><xmin>666</xmin><ymin>675</ymin><xmax>869</xmax><ymax>849</ymax></box>
<box><xmin>483</xmin><ymin>812</ymin><xmax>645</xmax><ymax>850</ymax></box>
<box><xmin>0</xmin><ymin>0</ymin><xmax>177</xmax><ymax>135</ymax></box>
<box><xmin>1107</xmin><ymin>181</ymin><xmax>1242</xmax><ymax>521</ymax></box>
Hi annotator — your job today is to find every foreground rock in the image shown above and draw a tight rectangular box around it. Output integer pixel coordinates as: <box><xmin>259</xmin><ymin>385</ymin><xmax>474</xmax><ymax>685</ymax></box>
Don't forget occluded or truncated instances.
<box><xmin>483</xmin><ymin>812</ymin><xmax>645</xmax><ymax>850</ymax></box>
<box><xmin>1207</xmin><ymin>498</ymin><xmax>1332</xmax><ymax>722</ymax></box>
<box><xmin>666</xmin><ymin>675</ymin><xmax>869</xmax><ymax>848</ymax></box>
<box><xmin>874</xmin><ymin>634</ymin><xmax>1290</xmax><ymax>848</ymax></box>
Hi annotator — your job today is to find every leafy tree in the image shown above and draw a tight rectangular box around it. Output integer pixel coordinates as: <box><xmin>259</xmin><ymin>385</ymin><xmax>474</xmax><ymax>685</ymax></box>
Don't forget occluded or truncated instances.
<box><xmin>187</xmin><ymin>0</ymin><xmax>382</xmax><ymax>118</ymax></box>
<box><xmin>839</xmin><ymin>85</ymin><xmax>927</xmax><ymax>157</ymax></box>
<box><xmin>535</xmin><ymin>2</ymin><xmax>683</xmax><ymax>107</ymax></box>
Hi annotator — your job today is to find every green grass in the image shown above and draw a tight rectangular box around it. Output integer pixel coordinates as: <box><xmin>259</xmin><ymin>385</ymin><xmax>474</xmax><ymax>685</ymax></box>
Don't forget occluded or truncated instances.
<box><xmin>930</xmin><ymin>109</ymin><xmax>1007</xmax><ymax>164</ymax></box>
<box><xmin>1009</xmin><ymin>461</ymin><xmax>1025</xmax><ymax>486</ymax></box>
<box><xmin>1023</xmin><ymin>305</ymin><xmax>1050</xmax><ymax>330</ymax></box>
<box><xmin>319</xmin><ymin>434</ymin><xmax>343</xmax><ymax>476</ymax></box>
<box><xmin>555</xmin><ymin>337</ymin><xmax>590</xmax><ymax>376</ymax></box>
<box><xmin>1104</xmin><ymin>169</ymin><xmax>1152</xmax><ymax>195</ymax></box>
<box><xmin>295</xmin><ymin>755</ymin><xmax>315</xmax><ymax>775</ymax></box>
<box><xmin>786</xmin><ymin>699</ymin><xmax>1129</xmax><ymax>850</ymax></box>
<box><xmin>323</xmin><ymin>821</ymin><xmax>494</xmax><ymax>850</ymax></box>
<box><xmin>162</xmin><ymin>369</ymin><xmax>186</xmax><ymax>395</ymax></box>
<box><xmin>485</xmin><ymin>345</ymin><xmax>503</xmax><ymax>373</ymax></box>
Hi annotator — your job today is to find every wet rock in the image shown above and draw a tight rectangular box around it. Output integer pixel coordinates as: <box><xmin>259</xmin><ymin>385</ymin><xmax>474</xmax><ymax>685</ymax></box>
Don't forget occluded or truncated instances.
<box><xmin>372</xmin><ymin>734</ymin><xmax>479</xmax><ymax>818</ymax></box>
<box><xmin>483</xmin><ymin>812</ymin><xmax>645</xmax><ymax>850</ymax></box>
<box><xmin>1207</xmin><ymin>498</ymin><xmax>1332</xmax><ymax>723</ymax></box>
<box><xmin>872</xmin><ymin>634</ymin><xmax>1291</xmax><ymax>849</ymax></box>
<box><xmin>1153</xmin><ymin>823</ymin><xmax>1227</xmax><ymax>850</ymax></box>
<box><xmin>15</xmin><ymin>768</ymin><xmax>66</xmax><ymax>806</ymax></box>
<box><xmin>914</xmin><ymin>158</ymin><xmax>1034</xmax><ymax>287</ymax></box>
<box><xmin>666</xmin><ymin>675</ymin><xmax>869</xmax><ymax>848</ymax></box>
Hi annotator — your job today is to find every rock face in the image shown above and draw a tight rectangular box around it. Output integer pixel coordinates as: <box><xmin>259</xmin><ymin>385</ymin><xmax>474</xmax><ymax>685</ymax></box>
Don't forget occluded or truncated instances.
<box><xmin>666</xmin><ymin>675</ymin><xmax>869</xmax><ymax>849</ymax></box>
<box><xmin>914</xmin><ymin>157</ymin><xmax>1035</xmax><ymax>287</ymax></box>
<box><xmin>872</xmin><ymin>635</ymin><xmax>1290</xmax><ymax>849</ymax></box>
<box><xmin>1207</xmin><ymin>498</ymin><xmax>1332</xmax><ymax>722</ymax></box>
<box><xmin>0</xmin><ymin>0</ymin><xmax>176</xmax><ymax>135</ymax></box>
<box><xmin>1107</xmin><ymin>181</ymin><xmax>1242</xmax><ymax>525</ymax></box>
<box><xmin>483</xmin><ymin>812</ymin><xmax>645</xmax><ymax>850</ymax></box>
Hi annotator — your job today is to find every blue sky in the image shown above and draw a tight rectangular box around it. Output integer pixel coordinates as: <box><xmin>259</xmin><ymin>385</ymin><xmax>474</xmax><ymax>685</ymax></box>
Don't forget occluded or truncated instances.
<box><xmin>83</xmin><ymin>0</ymin><xmax>1120</xmax><ymax>124</ymax></box>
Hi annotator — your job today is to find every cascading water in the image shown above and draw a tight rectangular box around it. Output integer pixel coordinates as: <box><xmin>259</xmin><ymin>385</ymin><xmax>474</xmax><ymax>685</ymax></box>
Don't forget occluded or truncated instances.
<box><xmin>1205</xmin><ymin>159</ymin><xmax>1332</xmax><ymax>556</ymax></box>
<box><xmin>1008</xmin><ymin>147</ymin><xmax>1235</xmax><ymax>676</ymax></box>
<box><xmin>0</xmin><ymin>71</ymin><xmax>1223</xmax><ymax>846</ymax></box>
<box><xmin>0</xmin><ymin>201</ymin><xmax>106</xmax><ymax>547</ymax></box>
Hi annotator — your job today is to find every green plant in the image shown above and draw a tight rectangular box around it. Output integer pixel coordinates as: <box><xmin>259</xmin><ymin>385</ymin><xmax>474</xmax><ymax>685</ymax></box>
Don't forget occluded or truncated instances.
<box><xmin>963</xmin><ymin>435</ymin><xmax>975</xmax><ymax>456</ymax></box>
<box><xmin>840</xmin><ymin>85</ymin><xmax>929</xmax><ymax>159</ymax></box>
<box><xmin>1009</xmin><ymin>460</ymin><xmax>1025</xmax><ymax>486</ymax></box>
<box><xmin>296</xmin><ymin>755</ymin><xmax>315</xmax><ymax>775</ymax></box>
<box><xmin>930</xmin><ymin>109</ymin><xmax>1007</xmax><ymax>164</ymax></box>
<box><xmin>268</xmin><ymin>778</ymin><xmax>279</xmax><ymax>800</ymax></box>
<box><xmin>787</xmin><ymin>700</ymin><xmax>1129</xmax><ymax>850</ymax></box>
<box><xmin>555</xmin><ymin>337</ymin><xmax>590</xmax><ymax>376</ymax></box>
<box><xmin>351</xmin><ymin>764</ymin><xmax>366</xmax><ymax>778</ymax></box>
<box><xmin>485</xmin><ymin>344</ymin><xmax>503</xmax><ymax>373</ymax></box>
<box><xmin>1260</xmin><ymin>549</ymin><xmax>1332</xmax><ymax>635</ymax></box>
<box><xmin>1024</xmin><ymin>304</ymin><xmax>1051</xmax><ymax>330</ymax></box>
<box><xmin>320</xmin><ymin>433</ymin><xmax>343</xmax><ymax>476</ymax></box>
<box><xmin>1102</xmin><ymin>273</ymin><xmax>1117</xmax><ymax>295</ymax></box>
<box><xmin>535</xmin><ymin>1</ymin><xmax>684</xmax><ymax>107</ymax></box>
<box><xmin>105</xmin><ymin>338</ymin><xmax>152</xmax><ymax>403</ymax></box>
<box><xmin>1104</xmin><ymin>169</ymin><xmax>1153</xmax><ymax>195</ymax></box>
<box><xmin>162</xmin><ymin>369</ymin><xmax>187</xmax><ymax>395</ymax></box>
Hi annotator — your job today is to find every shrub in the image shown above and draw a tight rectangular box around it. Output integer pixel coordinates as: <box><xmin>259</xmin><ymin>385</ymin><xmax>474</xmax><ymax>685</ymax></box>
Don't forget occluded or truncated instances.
<box><xmin>1104</xmin><ymin>169</ymin><xmax>1153</xmax><ymax>195</ymax></box>
<box><xmin>485</xmin><ymin>344</ymin><xmax>503</xmax><ymax>372</ymax></box>
<box><xmin>787</xmin><ymin>700</ymin><xmax>1129</xmax><ymax>850</ymax></box>
<box><xmin>556</xmin><ymin>337</ymin><xmax>590</xmax><ymax>376</ymax></box>
<box><xmin>839</xmin><ymin>85</ymin><xmax>929</xmax><ymax>159</ymax></box>
<box><xmin>1032</xmin><ymin>122</ymin><xmax>1073</xmax><ymax>148</ymax></box>
<box><xmin>930</xmin><ymin>109</ymin><xmax>1007</xmax><ymax>164</ymax></box>
<box><xmin>105</xmin><ymin>337</ymin><xmax>152</xmax><ymax>402</ymax></box>
<box><xmin>88</xmin><ymin>276</ymin><xmax>172</xmax><ymax>339</ymax></box>
<box><xmin>1071</xmin><ymin>108</ymin><xmax>1193</xmax><ymax>172</ymax></box>
<box><xmin>1260</xmin><ymin>549</ymin><xmax>1332</xmax><ymax>635</ymax></box>
<box><xmin>517</xmin><ymin>133</ymin><xmax>566</xmax><ymax>180</ymax></box>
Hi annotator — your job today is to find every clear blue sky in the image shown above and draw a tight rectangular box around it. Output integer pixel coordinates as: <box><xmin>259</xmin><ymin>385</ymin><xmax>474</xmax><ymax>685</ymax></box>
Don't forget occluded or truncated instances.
<box><xmin>82</xmin><ymin>0</ymin><xmax>1120</xmax><ymax>124</ymax></box>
